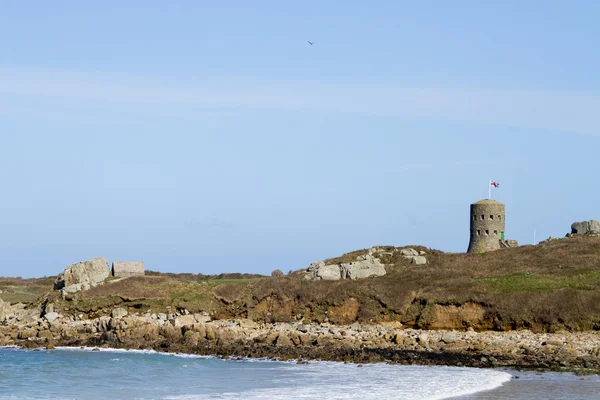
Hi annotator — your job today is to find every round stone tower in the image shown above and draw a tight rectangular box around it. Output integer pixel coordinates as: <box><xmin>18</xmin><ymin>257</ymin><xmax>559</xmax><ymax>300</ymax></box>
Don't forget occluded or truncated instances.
<box><xmin>467</xmin><ymin>199</ymin><xmax>505</xmax><ymax>253</ymax></box>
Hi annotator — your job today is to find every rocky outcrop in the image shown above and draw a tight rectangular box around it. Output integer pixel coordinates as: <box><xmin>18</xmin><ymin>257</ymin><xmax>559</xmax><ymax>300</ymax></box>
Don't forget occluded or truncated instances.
<box><xmin>571</xmin><ymin>220</ymin><xmax>600</xmax><ymax>236</ymax></box>
<box><xmin>401</xmin><ymin>248</ymin><xmax>428</xmax><ymax>265</ymax></box>
<box><xmin>53</xmin><ymin>257</ymin><xmax>110</xmax><ymax>294</ymax></box>
<box><xmin>3</xmin><ymin>306</ymin><xmax>600</xmax><ymax>373</ymax></box>
<box><xmin>307</xmin><ymin>261</ymin><xmax>341</xmax><ymax>280</ymax></box>
<box><xmin>341</xmin><ymin>255</ymin><xmax>386</xmax><ymax>279</ymax></box>
<box><xmin>306</xmin><ymin>247</ymin><xmax>430</xmax><ymax>280</ymax></box>
<box><xmin>307</xmin><ymin>255</ymin><xmax>386</xmax><ymax>280</ymax></box>
<box><xmin>410</xmin><ymin>256</ymin><xmax>427</xmax><ymax>265</ymax></box>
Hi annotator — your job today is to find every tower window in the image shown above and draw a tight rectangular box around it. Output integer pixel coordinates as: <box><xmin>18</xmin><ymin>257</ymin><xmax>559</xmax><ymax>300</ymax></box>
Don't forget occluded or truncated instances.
<box><xmin>477</xmin><ymin>230</ymin><xmax>481</xmax><ymax>236</ymax></box>
<box><xmin>498</xmin><ymin>215</ymin><xmax>501</xmax><ymax>220</ymax></box>
<box><xmin>485</xmin><ymin>230</ymin><xmax>489</xmax><ymax>235</ymax></box>
<box><xmin>481</xmin><ymin>215</ymin><xmax>484</xmax><ymax>220</ymax></box>
<box><xmin>490</xmin><ymin>215</ymin><xmax>494</xmax><ymax>220</ymax></box>
<box><xmin>473</xmin><ymin>215</ymin><xmax>476</xmax><ymax>221</ymax></box>
<box><xmin>494</xmin><ymin>230</ymin><xmax>498</xmax><ymax>235</ymax></box>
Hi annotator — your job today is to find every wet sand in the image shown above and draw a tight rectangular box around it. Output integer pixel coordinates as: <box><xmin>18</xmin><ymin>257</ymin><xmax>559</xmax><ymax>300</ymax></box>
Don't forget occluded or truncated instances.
<box><xmin>456</xmin><ymin>369</ymin><xmax>600</xmax><ymax>399</ymax></box>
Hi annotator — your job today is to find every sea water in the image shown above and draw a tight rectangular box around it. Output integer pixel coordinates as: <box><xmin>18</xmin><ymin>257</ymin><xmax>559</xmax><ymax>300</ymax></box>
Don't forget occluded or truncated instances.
<box><xmin>0</xmin><ymin>346</ymin><xmax>596</xmax><ymax>399</ymax></box>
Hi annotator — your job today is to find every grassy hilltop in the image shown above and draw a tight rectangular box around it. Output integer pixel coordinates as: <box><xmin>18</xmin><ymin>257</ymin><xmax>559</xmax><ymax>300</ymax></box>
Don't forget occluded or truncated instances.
<box><xmin>4</xmin><ymin>235</ymin><xmax>600</xmax><ymax>332</ymax></box>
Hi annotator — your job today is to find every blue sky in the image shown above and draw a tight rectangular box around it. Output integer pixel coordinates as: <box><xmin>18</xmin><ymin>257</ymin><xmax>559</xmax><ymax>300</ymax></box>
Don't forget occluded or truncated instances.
<box><xmin>1</xmin><ymin>1</ymin><xmax>600</xmax><ymax>277</ymax></box>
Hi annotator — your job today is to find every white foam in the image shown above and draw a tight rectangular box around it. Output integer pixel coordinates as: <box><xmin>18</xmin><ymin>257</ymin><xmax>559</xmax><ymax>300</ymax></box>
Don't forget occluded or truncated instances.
<box><xmin>53</xmin><ymin>346</ymin><xmax>213</xmax><ymax>359</ymax></box>
<box><xmin>163</xmin><ymin>364</ymin><xmax>511</xmax><ymax>400</ymax></box>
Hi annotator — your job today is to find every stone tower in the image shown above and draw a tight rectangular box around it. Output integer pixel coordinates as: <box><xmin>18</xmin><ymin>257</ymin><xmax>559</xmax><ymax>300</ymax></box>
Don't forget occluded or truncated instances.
<box><xmin>467</xmin><ymin>199</ymin><xmax>506</xmax><ymax>253</ymax></box>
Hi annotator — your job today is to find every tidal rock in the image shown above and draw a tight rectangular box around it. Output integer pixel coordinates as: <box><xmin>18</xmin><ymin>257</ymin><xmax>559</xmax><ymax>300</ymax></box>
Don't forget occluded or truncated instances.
<box><xmin>417</xmin><ymin>333</ymin><xmax>429</xmax><ymax>344</ymax></box>
<box><xmin>174</xmin><ymin>315</ymin><xmax>196</xmax><ymax>327</ymax></box>
<box><xmin>0</xmin><ymin>298</ymin><xmax>8</xmax><ymax>320</ymax></box>
<box><xmin>44</xmin><ymin>312</ymin><xmax>61</xmax><ymax>323</ymax></box>
<box><xmin>238</xmin><ymin>319</ymin><xmax>259</xmax><ymax>329</ymax></box>
<box><xmin>275</xmin><ymin>334</ymin><xmax>294</xmax><ymax>347</ymax></box>
<box><xmin>441</xmin><ymin>332</ymin><xmax>457</xmax><ymax>344</ymax></box>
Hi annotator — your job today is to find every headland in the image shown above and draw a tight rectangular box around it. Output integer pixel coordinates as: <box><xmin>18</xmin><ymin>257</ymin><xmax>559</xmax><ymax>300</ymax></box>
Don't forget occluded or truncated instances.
<box><xmin>3</xmin><ymin>232</ymin><xmax>600</xmax><ymax>373</ymax></box>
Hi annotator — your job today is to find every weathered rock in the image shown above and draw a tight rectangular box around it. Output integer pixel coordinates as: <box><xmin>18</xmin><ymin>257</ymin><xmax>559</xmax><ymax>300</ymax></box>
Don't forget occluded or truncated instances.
<box><xmin>571</xmin><ymin>220</ymin><xmax>600</xmax><ymax>235</ymax></box>
<box><xmin>216</xmin><ymin>328</ymin><xmax>239</xmax><ymax>346</ymax></box>
<box><xmin>205</xmin><ymin>325</ymin><xmax>216</xmax><ymax>340</ymax></box>
<box><xmin>54</xmin><ymin>257</ymin><xmax>110</xmax><ymax>293</ymax></box>
<box><xmin>0</xmin><ymin>298</ymin><xmax>10</xmax><ymax>320</ymax></box>
<box><xmin>238</xmin><ymin>319</ymin><xmax>259</xmax><ymax>329</ymax></box>
<box><xmin>401</xmin><ymin>248</ymin><xmax>419</xmax><ymax>257</ymax></box>
<box><xmin>194</xmin><ymin>313</ymin><xmax>211</xmax><ymax>324</ymax></box>
<box><xmin>160</xmin><ymin>323</ymin><xmax>182</xmax><ymax>339</ymax></box>
<box><xmin>183</xmin><ymin>330</ymin><xmax>200</xmax><ymax>347</ymax></box>
<box><xmin>37</xmin><ymin>330</ymin><xmax>53</xmax><ymax>340</ymax></box>
<box><xmin>307</xmin><ymin>260</ymin><xmax>325</xmax><ymax>272</ymax></box>
<box><xmin>308</xmin><ymin>254</ymin><xmax>386</xmax><ymax>281</ymax></box>
<box><xmin>44</xmin><ymin>312</ymin><xmax>61</xmax><ymax>323</ymax></box>
<box><xmin>411</xmin><ymin>256</ymin><xmax>427</xmax><ymax>265</ymax></box>
<box><xmin>340</xmin><ymin>255</ymin><xmax>386</xmax><ymax>279</ymax></box>
<box><xmin>111</xmin><ymin>308</ymin><xmax>128</xmax><ymax>319</ymax></box>
<box><xmin>265</xmin><ymin>332</ymin><xmax>279</xmax><ymax>345</ymax></box>
<box><xmin>275</xmin><ymin>334</ymin><xmax>294</xmax><ymax>347</ymax></box>
<box><xmin>18</xmin><ymin>327</ymin><xmax>38</xmax><ymax>339</ymax></box>
<box><xmin>311</xmin><ymin>264</ymin><xmax>342</xmax><ymax>280</ymax></box>
<box><xmin>441</xmin><ymin>332</ymin><xmax>457</xmax><ymax>344</ymax></box>
<box><xmin>136</xmin><ymin>323</ymin><xmax>160</xmax><ymax>341</ymax></box>
<box><xmin>174</xmin><ymin>315</ymin><xmax>196</xmax><ymax>327</ymax></box>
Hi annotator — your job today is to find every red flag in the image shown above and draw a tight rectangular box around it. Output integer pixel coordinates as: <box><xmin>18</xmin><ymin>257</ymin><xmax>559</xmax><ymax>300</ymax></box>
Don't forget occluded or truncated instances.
<box><xmin>490</xmin><ymin>181</ymin><xmax>500</xmax><ymax>188</ymax></box>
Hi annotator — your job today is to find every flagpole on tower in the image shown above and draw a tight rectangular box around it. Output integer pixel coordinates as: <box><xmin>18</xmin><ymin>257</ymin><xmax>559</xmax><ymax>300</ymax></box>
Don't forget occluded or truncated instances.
<box><xmin>489</xmin><ymin>181</ymin><xmax>499</xmax><ymax>199</ymax></box>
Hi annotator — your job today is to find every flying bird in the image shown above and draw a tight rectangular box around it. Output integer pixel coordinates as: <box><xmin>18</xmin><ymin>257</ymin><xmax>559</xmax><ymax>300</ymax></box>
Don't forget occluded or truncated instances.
<box><xmin>308</xmin><ymin>41</ymin><xmax>315</xmax><ymax>45</ymax></box>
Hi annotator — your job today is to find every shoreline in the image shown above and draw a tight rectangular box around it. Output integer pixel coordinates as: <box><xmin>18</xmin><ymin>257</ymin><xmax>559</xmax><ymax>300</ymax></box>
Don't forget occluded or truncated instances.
<box><xmin>2</xmin><ymin>309</ymin><xmax>600</xmax><ymax>374</ymax></box>
<box><xmin>7</xmin><ymin>346</ymin><xmax>600</xmax><ymax>400</ymax></box>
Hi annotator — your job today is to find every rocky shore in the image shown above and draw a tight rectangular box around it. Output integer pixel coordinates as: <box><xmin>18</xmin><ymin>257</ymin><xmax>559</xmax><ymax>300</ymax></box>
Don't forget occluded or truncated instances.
<box><xmin>2</xmin><ymin>298</ymin><xmax>600</xmax><ymax>373</ymax></box>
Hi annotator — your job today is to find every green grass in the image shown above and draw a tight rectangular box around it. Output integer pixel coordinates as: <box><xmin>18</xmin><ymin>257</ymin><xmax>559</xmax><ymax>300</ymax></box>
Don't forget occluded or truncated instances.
<box><xmin>0</xmin><ymin>292</ymin><xmax>40</xmax><ymax>304</ymax></box>
<box><xmin>478</xmin><ymin>270</ymin><xmax>600</xmax><ymax>292</ymax></box>
<box><xmin>204</xmin><ymin>278</ymin><xmax>263</xmax><ymax>285</ymax></box>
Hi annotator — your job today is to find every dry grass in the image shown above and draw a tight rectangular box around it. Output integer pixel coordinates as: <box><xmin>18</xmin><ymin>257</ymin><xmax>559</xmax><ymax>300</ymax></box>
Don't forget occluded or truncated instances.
<box><xmin>0</xmin><ymin>276</ymin><xmax>55</xmax><ymax>304</ymax></box>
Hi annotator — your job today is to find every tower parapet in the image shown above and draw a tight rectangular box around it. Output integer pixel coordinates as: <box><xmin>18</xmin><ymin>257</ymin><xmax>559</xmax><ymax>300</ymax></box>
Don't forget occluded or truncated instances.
<box><xmin>467</xmin><ymin>199</ymin><xmax>505</xmax><ymax>253</ymax></box>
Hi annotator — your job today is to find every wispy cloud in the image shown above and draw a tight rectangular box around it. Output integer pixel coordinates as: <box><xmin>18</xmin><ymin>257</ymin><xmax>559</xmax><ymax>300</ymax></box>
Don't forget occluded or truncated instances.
<box><xmin>396</xmin><ymin>160</ymin><xmax>498</xmax><ymax>171</ymax></box>
<box><xmin>184</xmin><ymin>216</ymin><xmax>236</xmax><ymax>230</ymax></box>
<box><xmin>2</xmin><ymin>67</ymin><xmax>600</xmax><ymax>135</ymax></box>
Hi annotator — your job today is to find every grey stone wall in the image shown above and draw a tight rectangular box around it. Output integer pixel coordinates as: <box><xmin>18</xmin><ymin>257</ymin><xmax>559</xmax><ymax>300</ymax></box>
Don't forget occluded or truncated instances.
<box><xmin>112</xmin><ymin>261</ymin><xmax>145</xmax><ymax>278</ymax></box>
<box><xmin>467</xmin><ymin>200</ymin><xmax>506</xmax><ymax>253</ymax></box>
